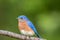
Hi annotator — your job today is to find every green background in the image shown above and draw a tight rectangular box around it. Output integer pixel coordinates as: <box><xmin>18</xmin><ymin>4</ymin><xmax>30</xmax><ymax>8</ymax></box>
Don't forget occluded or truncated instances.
<box><xmin>0</xmin><ymin>0</ymin><xmax>60</xmax><ymax>40</ymax></box>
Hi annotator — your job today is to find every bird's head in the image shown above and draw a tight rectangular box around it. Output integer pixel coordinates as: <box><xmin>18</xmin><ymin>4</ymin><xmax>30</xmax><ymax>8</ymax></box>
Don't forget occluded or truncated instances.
<box><xmin>17</xmin><ymin>15</ymin><xmax>29</xmax><ymax>22</ymax></box>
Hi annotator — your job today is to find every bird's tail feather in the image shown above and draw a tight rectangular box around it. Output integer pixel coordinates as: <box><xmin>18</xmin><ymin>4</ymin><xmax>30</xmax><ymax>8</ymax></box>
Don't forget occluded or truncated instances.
<box><xmin>36</xmin><ymin>33</ymin><xmax>41</xmax><ymax>38</ymax></box>
<box><xmin>35</xmin><ymin>32</ymin><xmax>41</xmax><ymax>38</ymax></box>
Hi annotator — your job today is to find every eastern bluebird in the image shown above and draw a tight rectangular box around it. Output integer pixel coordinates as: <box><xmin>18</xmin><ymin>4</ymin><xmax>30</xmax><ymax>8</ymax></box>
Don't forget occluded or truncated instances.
<box><xmin>17</xmin><ymin>15</ymin><xmax>41</xmax><ymax>38</ymax></box>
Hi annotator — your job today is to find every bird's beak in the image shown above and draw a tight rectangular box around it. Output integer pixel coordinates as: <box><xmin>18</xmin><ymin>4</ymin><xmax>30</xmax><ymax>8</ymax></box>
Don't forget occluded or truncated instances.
<box><xmin>16</xmin><ymin>18</ymin><xmax>22</xmax><ymax>20</ymax></box>
<box><xmin>16</xmin><ymin>18</ymin><xmax>17</xmax><ymax>19</ymax></box>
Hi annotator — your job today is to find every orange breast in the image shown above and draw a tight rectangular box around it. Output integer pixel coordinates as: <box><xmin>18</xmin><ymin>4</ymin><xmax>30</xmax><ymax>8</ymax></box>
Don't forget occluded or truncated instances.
<box><xmin>18</xmin><ymin>21</ymin><xmax>34</xmax><ymax>33</ymax></box>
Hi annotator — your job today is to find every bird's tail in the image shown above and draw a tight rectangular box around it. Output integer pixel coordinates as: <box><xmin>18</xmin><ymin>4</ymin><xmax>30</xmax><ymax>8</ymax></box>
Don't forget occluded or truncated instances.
<box><xmin>36</xmin><ymin>33</ymin><xmax>41</xmax><ymax>38</ymax></box>
<box><xmin>35</xmin><ymin>32</ymin><xmax>41</xmax><ymax>38</ymax></box>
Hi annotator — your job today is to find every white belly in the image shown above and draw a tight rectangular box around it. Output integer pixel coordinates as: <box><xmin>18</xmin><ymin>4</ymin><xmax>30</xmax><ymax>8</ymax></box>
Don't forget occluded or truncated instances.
<box><xmin>20</xmin><ymin>30</ymin><xmax>35</xmax><ymax>36</ymax></box>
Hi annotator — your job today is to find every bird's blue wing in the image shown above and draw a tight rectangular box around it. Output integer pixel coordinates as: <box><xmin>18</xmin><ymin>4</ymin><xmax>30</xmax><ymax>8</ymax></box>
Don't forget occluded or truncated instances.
<box><xmin>27</xmin><ymin>21</ymin><xmax>41</xmax><ymax>38</ymax></box>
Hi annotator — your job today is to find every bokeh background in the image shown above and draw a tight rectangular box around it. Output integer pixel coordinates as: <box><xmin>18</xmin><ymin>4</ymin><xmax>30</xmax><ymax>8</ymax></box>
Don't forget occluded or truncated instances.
<box><xmin>0</xmin><ymin>0</ymin><xmax>60</xmax><ymax>40</ymax></box>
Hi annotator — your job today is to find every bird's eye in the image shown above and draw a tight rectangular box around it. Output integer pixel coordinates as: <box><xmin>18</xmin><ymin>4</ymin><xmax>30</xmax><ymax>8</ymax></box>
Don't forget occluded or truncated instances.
<box><xmin>20</xmin><ymin>18</ymin><xmax>23</xmax><ymax>19</ymax></box>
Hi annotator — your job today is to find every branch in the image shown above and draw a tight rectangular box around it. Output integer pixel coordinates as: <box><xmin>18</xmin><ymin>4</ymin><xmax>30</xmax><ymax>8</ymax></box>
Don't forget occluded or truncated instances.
<box><xmin>0</xmin><ymin>30</ymin><xmax>46</xmax><ymax>40</ymax></box>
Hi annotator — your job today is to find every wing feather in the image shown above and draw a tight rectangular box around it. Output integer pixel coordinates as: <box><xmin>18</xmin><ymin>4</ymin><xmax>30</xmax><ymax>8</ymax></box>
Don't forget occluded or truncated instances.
<box><xmin>27</xmin><ymin>21</ymin><xmax>41</xmax><ymax>38</ymax></box>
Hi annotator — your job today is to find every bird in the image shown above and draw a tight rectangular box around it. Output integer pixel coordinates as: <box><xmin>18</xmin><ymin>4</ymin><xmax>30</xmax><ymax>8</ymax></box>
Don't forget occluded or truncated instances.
<box><xmin>17</xmin><ymin>15</ymin><xmax>41</xmax><ymax>38</ymax></box>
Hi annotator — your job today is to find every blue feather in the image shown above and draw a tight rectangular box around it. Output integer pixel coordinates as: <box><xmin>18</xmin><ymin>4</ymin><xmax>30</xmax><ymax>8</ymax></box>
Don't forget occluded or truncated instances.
<box><xmin>27</xmin><ymin>21</ymin><xmax>41</xmax><ymax>38</ymax></box>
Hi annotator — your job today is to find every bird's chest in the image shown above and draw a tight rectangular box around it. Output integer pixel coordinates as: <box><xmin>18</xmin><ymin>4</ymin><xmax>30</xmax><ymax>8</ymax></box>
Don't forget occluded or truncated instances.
<box><xmin>18</xmin><ymin>21</ymin><xmax>34</xmax><ymax>35</ymax></box>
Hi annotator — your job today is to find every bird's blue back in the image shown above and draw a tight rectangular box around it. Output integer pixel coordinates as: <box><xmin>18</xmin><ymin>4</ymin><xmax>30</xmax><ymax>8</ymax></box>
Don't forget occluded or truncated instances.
<box><xmin>27</xmin><ymin>21</ymin><xmax>41</xmax><ymax>38</ymax></box>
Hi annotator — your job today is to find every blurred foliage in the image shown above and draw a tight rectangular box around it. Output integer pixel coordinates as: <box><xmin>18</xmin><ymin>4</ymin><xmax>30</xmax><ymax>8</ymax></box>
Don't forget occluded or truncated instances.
<box><xmin>0</xmin><ymin>0</ymin><xmax>60</xmax><ymax>40</ymax></box>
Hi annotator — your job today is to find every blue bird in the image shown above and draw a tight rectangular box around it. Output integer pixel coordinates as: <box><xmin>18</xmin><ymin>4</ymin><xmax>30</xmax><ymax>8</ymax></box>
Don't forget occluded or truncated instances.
<box><xmin>17</xmin><ymin>15</ymin><xmax>41</xmax><ymax>38</ymax></box>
